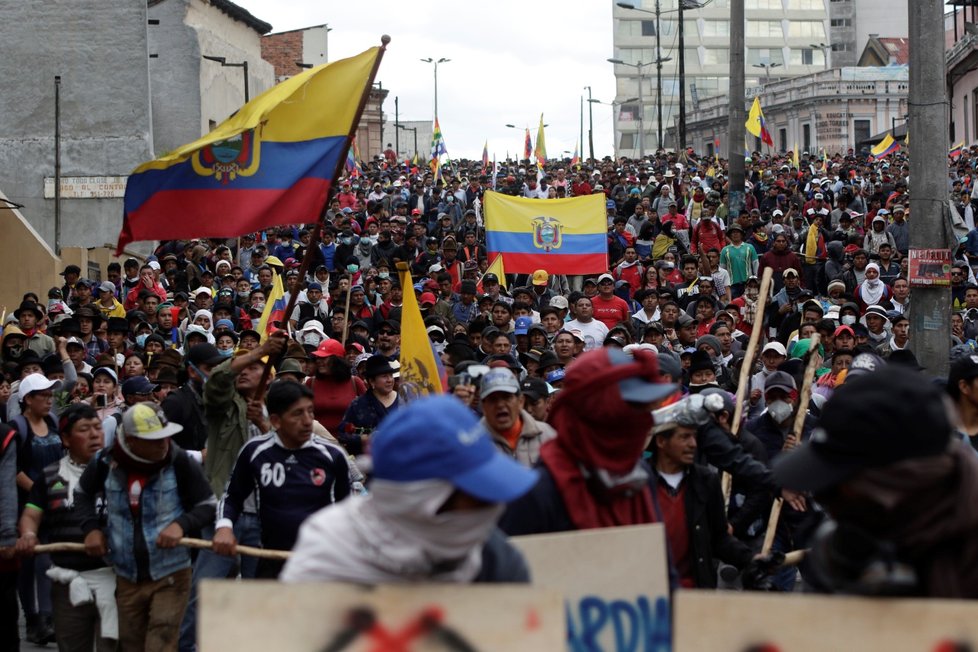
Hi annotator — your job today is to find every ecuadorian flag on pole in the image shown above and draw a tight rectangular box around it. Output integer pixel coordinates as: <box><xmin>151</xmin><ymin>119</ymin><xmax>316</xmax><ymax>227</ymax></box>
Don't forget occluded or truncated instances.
<box><xmin>117</xmin><ymin>45</ymin><xmax>384</xmax><ymax>253</ymax></box>
<box><xmin>483</xmin><ymin>191</ymin><xmax>608</xmax><ymax>275</ymax></box>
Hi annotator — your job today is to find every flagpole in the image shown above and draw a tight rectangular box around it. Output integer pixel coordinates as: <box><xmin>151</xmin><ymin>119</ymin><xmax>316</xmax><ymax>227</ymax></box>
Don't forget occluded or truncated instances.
<box><xmin>253</xmin><ymin>35</ymin><xmax>390</xmax><ymax>399</ymax></box>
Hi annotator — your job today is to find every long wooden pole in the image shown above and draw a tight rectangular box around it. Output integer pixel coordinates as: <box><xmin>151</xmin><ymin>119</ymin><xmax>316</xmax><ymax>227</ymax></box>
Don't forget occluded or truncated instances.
<box><xmin>759</xmin><ymin>333</ymin><xmax>821</xmax><ymax>555</ymax></box>
<box><xmin>722</xmin><ymin>266</ymin><xmax>773</xmax><ymax>510</ymax></box>
<box><xmin>34</xmin><ymin>537</ymin><xmax>290</xmax><ymax>561</ymax></box>
<box><xmin>252</xmin><ymin>36</ymin><xmax>390</xmax><ymax>400</ymax></box>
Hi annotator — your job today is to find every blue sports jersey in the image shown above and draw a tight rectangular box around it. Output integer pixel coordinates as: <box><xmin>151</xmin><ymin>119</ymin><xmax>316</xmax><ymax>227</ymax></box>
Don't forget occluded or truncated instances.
<box><xmin>217</xmin><ymin>433</ymin><xmax>350</xmax><ymax>551</ymax></box>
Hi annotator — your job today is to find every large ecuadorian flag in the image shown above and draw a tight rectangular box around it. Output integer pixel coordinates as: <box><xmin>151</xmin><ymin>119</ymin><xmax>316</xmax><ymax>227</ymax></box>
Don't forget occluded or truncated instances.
<box><xmin>483</xmin><ymin>191</ymin><xmax>608</xmax><ymax>274</ymax></box>
<box><xmin>117</xmin><ymin>46</ymin><xmax>383</xmax><ymax>253</ymax></box>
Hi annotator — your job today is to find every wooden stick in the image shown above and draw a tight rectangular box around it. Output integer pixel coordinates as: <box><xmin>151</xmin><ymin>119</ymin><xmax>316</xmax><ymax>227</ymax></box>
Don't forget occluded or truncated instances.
<box><xmin>759</xmin><ymin>334</ymin><xmax>821</xmax><ymax>553</ymax></box>
<box><xmin>760</xmin><ymin>497</ymin><xmax>783</xmax><ymax>556</ymax></box>
<box><xmin>730</xmin><ymin>266</ymin><xmax>774</xmax><ymax>437</ymax></box>
<box><xmin>339</xmin><ymin>283</ymin><xmax>354</xmax><ymax>347</ymax></box>
<box><xmin>722</xmin><ymin>266</ymin><xmax>773</xmax><ymax>512</ymax></box>
<box><xmin>34</xmin><ymin>537</ymin><xmax>291</xmax><ymax>561</ymax></box>
<box><xmin>781</xmin><ymin>549</ymin><xmax>807</xmax><ymax>567</ymax></box>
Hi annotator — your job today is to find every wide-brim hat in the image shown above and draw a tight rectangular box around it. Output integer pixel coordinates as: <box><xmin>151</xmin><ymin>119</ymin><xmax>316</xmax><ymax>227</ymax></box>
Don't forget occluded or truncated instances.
<box><xmin>13</xmin><ymin>301</ymin><xmax>43</xmax><ymax>320</ymax></box>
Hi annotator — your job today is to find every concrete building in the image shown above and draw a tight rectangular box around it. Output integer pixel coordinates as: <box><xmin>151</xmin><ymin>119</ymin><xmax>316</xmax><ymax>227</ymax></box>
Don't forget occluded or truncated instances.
<box><xmin>0</xmin><ymin>0</ymin><xmax>275</xmax><ymax>260</ymax></box>
<box><xmin>0</xmin><ymin>0</ymin><xmax>155</xmax><ymax>254</ymax></box>
<box><xmin>149</xmin><ymin>0</ymin><xmax>275</xmax><ymax>156</ymax></box>
<box><xmin>262</xmin><ymin>24</ymin><xmax>332</xmax><ymax>82</ymax></box>
<box><xmin>610</xmin><ymin>0</ymin><xmax>831</xmax><ymax>157</ymax></box>
<box><xmin>382</xmin><ymin>120</ymin><xmax>434</xmax><ymax>161</ymax></box>
<box><xmin>678</xmin><ymin>66</ymin><xmax>908</xmax><ymax>156</ymax></box>
<box><xmin>828</xmin><ymin>0</ymin><xmax>908</xmax><ymax>68</ymax></box>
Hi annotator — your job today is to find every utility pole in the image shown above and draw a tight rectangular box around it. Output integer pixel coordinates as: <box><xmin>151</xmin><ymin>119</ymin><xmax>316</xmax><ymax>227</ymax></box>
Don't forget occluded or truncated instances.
<box><xmin>586</xmin><ymin>86</ymin><xmax>595</xmax><ymax>162</ymax></box>
<box><xmin>677</xmin><ymin>0</ymin><xmax>686</xmax><ymax>151</ymax></box>
<box><xmin>394</xmin><ymin>96</ymin><xmax>399</xmax><ymax>158</ymax></box>
<box><xmin>580</xmin><ymin>95</ymin><xmax>584</xmax><ymax>164</ymax></box>
<box><xmin>54</xmin><ymin>75</ymin><xmax>61</xmax><ymax>256</ymax></box>
<box><xmin>655</xmin><ymin>0</ymin><xmax>663</xmax><ymax>151</ymax></box>
<box><xmin>908</xmin><ymin>0</ymin><xmax>950</xmax><ymax>374</ymax></box>
<box><xmin>727</xmin><ymin>0</ymin><xmax>746</xmax><ymax>218</ymax></box>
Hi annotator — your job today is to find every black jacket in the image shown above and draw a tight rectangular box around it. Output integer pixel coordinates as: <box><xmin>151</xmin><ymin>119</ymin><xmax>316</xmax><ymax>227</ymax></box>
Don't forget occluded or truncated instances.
<box><xmin>654</xmin><ymin>464</ymin><xmax>754</xmax><ymax>588</ymax></box>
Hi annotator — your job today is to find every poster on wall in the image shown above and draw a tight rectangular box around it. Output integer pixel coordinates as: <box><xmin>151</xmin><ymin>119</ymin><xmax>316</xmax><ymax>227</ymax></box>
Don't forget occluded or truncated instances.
<box><xmin>907</xmin><ymin>248</ymin><xmax>952</xmax><ymax>287</ymax></box>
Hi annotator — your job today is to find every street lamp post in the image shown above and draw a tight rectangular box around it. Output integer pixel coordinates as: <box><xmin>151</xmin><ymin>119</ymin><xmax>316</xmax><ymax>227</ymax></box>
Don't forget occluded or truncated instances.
<box><xmin>609</xmin><ymin>58</ymin><xmax>670</xmax><ymax>157</ymax></box>
<box><xmin>420</xmin><ymin>57</ymin><xmax>450</xmax><ymax>118</ymax></box>
<box><xmin>752</xmin><ymin>62</ymin><xmax>782</xmax><ymax>84</ymax></box>
<box><xmin>618</xmin><ymin>1</ymin><xmax>702</xmax><ymax>151</ymax></box>
<box><xmin>809</xmin><ymin>42</ymin><xmax>831</xmax><ymax>68</ymax></box>
<box><xmin>585</xmin><ymin>86</ymin><xmax>595</xmax><ymax>162</ymax></box>
<box><xmin>589</xmin><ymin>97</ymin><xmax>639</xmax><ymax>160</ymax></box>
<box><xmin>203</xmin><ymin>55</ymin><xmax>249</xmax><ymax>102</ymax></box>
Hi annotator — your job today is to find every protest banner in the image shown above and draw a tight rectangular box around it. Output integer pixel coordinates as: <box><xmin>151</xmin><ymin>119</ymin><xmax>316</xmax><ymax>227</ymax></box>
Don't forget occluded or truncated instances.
<box><xmin>512</xmin><ymin>524</ymin><xmax>671</xmax><ymax>652</ymax></box>
<box><xmin>674</xmin><ymin>591</ymin><xmax>978</xmax><ymax>651</ymax></box>
<box><xmin>199</xmin><ymin>581</ymin><xmax>564</xmax><ymax>651</ymax></box>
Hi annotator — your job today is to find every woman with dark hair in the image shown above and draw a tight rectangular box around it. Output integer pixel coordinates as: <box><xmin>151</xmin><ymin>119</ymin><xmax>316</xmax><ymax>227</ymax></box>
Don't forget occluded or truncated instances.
<box><xmin>305</xmin><ymin>339</ymin><xmax>366</xmax><ymax>440</ymax></box>
<box><xmin>337</xmin><ymin>356</ymin><xmax>400</xmax><ymax>454</ymax></box>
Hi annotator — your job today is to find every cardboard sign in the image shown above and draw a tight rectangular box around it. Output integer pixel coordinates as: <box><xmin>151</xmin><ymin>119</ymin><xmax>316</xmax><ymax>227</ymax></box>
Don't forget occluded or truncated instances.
<box><xmin>908</xmin><ymin>248</ymin><xmax>952</xmax><ymax>287</ymax></box>
<box><xmin>512</xmin><ymin>524</ymin><xmax>672</xmax><ymax>652</ymax></box>
<box><xmin>199</xmin><ymin>581</ymin><xmax>564</xmax><ymax>651</ymax></box>
<box><xmin>674</xmin><ymin>591</ymin><xmax>978</xmax><ymax>652</ymax></box>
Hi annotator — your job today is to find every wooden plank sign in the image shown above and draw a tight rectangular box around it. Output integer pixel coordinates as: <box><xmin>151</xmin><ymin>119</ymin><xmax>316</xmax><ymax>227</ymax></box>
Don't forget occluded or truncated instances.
<box><xmin>199</xmin><ymin>581</ymin><xmax>564</xmax><ymax>651</ymax></box>
<box><xmin>512</xmin><ymin>524</ymin><xmax>672</xmax><ymax>651</ymax></box>
<box><xmin>674</xmin><ymin>591</ymin><xmax>978</xmax><ymax>652</ymax></box>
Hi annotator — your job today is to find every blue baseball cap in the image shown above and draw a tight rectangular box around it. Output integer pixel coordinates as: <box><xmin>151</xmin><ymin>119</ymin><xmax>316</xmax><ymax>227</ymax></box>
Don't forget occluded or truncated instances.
<box><xmin>513</xmin><ymin>316</ymin><xmax>533</xmax><ymax>336</ymax></box>
<box><xmin>606</xmin><ymin>200</ymin><xmax>616</xmax><ymax>209</ymax></box>
<box><xmin>370</xmin><ymin>395</ymin><xmax>538</xmax><ymax>503</ymax></box>
<box><xmin>545</xmin><ymin>368</ymin><xmax>566</xmax><ymax>384</ymax></box>
<box><xmin>214</xmin><ymin>319</ymin><xmax>235</xmax><ymax>331</ymax></box>
<box><xmin>121</xmin><ymin>375</ymin><xmax>159</xmax><ymax>396</ymax></box>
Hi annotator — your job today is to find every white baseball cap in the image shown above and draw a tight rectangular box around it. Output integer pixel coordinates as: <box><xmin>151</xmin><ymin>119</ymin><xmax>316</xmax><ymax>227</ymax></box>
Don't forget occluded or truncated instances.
<box><xmin>19</xmin><ymin>373</ymin><xmax>62</xmax><ymax>397</ymax></box>
<box><xmin>762</xmin><ymin>342</ymin><xmax>787</xmax><ymax>357</ymax></box>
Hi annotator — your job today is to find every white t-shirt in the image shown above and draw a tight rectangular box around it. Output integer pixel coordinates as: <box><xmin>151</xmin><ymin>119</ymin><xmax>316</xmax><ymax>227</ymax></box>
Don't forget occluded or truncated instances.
<box><xmin>565</xmin><ymin>318</ymin><xmax>609</xmax><ymax>351</ymax></box>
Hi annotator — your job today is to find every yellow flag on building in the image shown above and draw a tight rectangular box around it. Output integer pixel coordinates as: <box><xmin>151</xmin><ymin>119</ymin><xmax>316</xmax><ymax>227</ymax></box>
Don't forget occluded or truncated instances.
<box><xmin>395</xmin><ymin>262</ymin><xmax>444</xmax><ymax>397</ymax></box>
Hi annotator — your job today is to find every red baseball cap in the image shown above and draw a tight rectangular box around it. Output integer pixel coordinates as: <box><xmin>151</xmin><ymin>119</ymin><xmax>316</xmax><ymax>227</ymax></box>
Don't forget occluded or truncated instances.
<box><xmin>833</xmin><ymin>325</ymin><xmax>855</xmax><ymax>338</ymax></box>
<box><xmin>419</xmin><ymin>292</ymin><xmax>437</xmax><ymax>306</ymax></box>
<box><xmin>311</xmin><ymin>339</ymin><xmax>345</xmax><ymax>359</ymax></box>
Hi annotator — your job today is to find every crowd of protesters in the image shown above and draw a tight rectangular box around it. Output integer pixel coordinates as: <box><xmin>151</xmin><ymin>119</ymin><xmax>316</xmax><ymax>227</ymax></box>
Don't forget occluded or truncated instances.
<box><xmin>3</xmin><ymin>142</ymin><xmax>978</xmax><ymax>651</ymax></box>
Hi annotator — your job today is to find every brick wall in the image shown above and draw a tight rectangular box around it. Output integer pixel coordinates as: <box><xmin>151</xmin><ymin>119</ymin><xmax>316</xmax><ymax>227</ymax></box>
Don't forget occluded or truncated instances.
<box><xmin>261</xmin><ymin>31</ymin><xmax>303</xmax><ymax>80</ymax></box>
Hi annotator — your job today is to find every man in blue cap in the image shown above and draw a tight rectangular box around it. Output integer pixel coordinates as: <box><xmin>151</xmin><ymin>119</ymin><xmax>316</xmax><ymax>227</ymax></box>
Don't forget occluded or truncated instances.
<box><xmin>281</xmin><ymin>395</ymin><xmax>536</xmax><ymax>584</ymax></box>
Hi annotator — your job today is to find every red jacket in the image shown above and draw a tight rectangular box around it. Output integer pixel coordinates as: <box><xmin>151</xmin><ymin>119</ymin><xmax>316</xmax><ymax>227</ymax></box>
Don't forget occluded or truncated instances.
<box><xmin>124</xmin><ymin>282</ymin><xmax>167</xmax><ymax>310</ymax></box>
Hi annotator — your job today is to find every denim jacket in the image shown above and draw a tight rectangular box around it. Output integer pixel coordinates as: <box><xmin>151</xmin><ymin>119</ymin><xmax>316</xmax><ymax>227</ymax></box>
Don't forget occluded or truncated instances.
<box><xmin>75</xmin><ymin>444</ymin><xmax>216</xmax><ymax>583</ymax></box>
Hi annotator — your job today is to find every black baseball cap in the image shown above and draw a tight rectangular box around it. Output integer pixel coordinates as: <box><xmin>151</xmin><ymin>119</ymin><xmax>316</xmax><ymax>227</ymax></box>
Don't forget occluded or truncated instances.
<box><xmin>773</xmin><ymin>366</ymin><xmax>952</xmax><ymax>493</ymax></box>
<box><xmin>520</xmin><ymin>377</ymin><xmax>549</xmax><ymax>402</ymax></box>
<box><xmin>949</xmin><ymin>353</ymin><xmax>978</xmax><ymax>393</ymax></box>
<box><xmin>186</xmin><ymin>343</ymin><xmax>225</xmax><ymax>368</ymax></box>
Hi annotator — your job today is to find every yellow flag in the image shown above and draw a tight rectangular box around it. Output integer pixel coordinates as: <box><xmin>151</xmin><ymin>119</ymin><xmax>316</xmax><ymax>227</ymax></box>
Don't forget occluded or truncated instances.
<box><xmin>480</xmin><ymin>254</ymin><xmax>507</xmax><ymax>291</ymax></box>
<box><xmin>745</xmin><ymin>97</ymin><xmax>773</xmax><ymax>146</ymax></box>
<box><xmin>395</xmin><ymin>262</ymin><xmax>444</xmax><ymax>397</ymax></box>
<box><xmin>534</xmin><ymin>113</ymin><xmax>547</xmax><ymax>169</ymax></box>
<box><xmin>792</xmin><ymin>143</ymin><xmax>800</xmax><ymax>168</ymax></box>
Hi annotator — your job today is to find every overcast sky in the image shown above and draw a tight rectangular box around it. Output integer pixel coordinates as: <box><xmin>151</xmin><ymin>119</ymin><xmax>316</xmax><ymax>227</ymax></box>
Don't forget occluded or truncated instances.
<box><xmin>236</xmin><ymin>0</ymin><xmax>618</xmax><ymax>160</ymax></box>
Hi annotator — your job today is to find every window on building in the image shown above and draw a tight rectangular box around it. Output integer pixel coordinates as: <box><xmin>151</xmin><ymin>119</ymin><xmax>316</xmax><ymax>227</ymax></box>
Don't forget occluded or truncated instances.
<box><xmin>702</xmin><ymin>49</ymin><xmax>730</xmax><ymax>65</ymax></box>
<box><xmin>802</xmin><ymin>124</ymin><xmax>812</xmax><ymax>153</ymax></box>
<box><xmin>830</xmin><ymin>19</ymin><xmax>852</xmax><ymax>27</ymax></box>
<box><xmin>789</xmin><ymin>48</ymin><xmax>825</xmax><ymax>66</ymax></box>
<box><xmin>641</xmin><ymin>20</ymin><xmax>656</xmax><ymax>36</ymax></box>
<box><xmin>786</xmin><ymin>0</ymin><xmax>825</xmax><ymax>9</ymax></box>
<box><xmin>620</xmin><ymin>133</ymin><xmax>636</xmax><ymax>151</ymax></box>
<box><xmin>747</xmin><ymin>0</ymin><xmax>782</xmax><ymax>9</ymax></box>
<box><xmin>619</xmin><ymin>105</ymin><xmax>640</xmax><ymax>122</ymax></box>
<box><xmin>789</xmin><ymin>21</ymin><xmax>826</xmax><ymax>39</ymax></box>
<box><xmin>746</xmin><ymin>20</ymin><xmax>784</xmax><ymax>38</ymax></box>
<box><xmin>831</xmin><ymin>42</ymin><xmax>850</xmax><ymax>52</ymax></box>
<box><xmin>779</xmin><ymin>128</ymin><xmax>787</xmax><ymax>153</ymax></box>
<box><xmin>747</xmin><ymin>48</ymin><xmax>786</xmax><ymax>65</ymax></box>
<box><xmin>853</xmin><ymin>119</ymin><xmax>871</xmax><ymax>146</ymax></box>
<box><xmin>965</xmin><ymin>95</ymin><xmax>970</xmax><ymax>145</ymax></box>
<box><xmin>209</xmin><ymin>120</ymin><xmax>218</xmax><ymax>131</ymax></box>
<box><xmin>661</xmin><ymin>78</ymin><xmax>680</xmax><ymax>96</ymax></box>
<box><xmin>972</xmin><ymin>90</ymin><xmax>978</xmax><ymax>143</ymax></box>
<box><xmin>617</xmin><ymin>49</ymin><xmax>658</xmax><ymax>65</ymax></box>
<box><xmin>700</xmin><ymin>20</ymin><xmax>731</xmax><ymax>37</ymax></box>
<box><xmin>684</xmin><ymin>48</ymin><xmax>700</xmax><ymax>66</ymax></box>
<box><xmin>706</xmin><ymin>140</ymin><xmax>715</xmax><ymax>157</ymax></box>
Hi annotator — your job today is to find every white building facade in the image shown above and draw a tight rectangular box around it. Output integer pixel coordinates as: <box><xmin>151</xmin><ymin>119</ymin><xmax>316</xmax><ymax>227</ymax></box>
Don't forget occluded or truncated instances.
<box><xmin>679</xmin><ymin>66</ymin><xmax>908</xmax><ymax>157</ymax></box>
<box><xmin>610</xmin><ymin>0</ymin><xmax>831</xmax><ymax>158</ymax></box>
